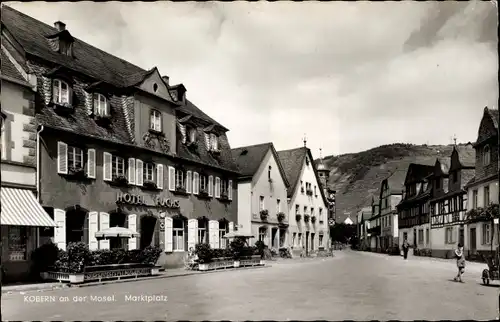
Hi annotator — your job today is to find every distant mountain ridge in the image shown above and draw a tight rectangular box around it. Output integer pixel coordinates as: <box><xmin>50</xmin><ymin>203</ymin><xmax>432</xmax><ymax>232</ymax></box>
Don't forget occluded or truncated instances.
<box><xmin>315</xmin><ymin>143</ymin><xmax>475</xmax><ymax>223</ymax></box>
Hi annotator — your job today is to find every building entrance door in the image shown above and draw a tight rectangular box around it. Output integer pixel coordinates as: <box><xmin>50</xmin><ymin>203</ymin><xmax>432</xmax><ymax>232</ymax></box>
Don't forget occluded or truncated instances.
<box><xmin>311</xmin><ymin>233</ymin><xmax>315</xmax><ymax>251</ymax></box>
<box><xmin>459</xmin><ymin>226</ymin><xmax>465</xmax><ymax>246</ymax></box>
<box><xmin>470</xmin><ymin>227</ymin><xmax>477</xmax><ymax>253</ymax></box>
<box><xmin>305</xmin><ymin>231</ymin><xmax>309</xmax><ymax>256</ymax></box>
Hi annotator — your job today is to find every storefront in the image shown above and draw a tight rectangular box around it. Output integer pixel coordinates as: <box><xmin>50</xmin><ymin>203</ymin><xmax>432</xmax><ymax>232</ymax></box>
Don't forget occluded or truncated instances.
<box><xmin>1</xmin><ymin>187</ymin><xmax>57</xmax><ymax>283</ymax></box>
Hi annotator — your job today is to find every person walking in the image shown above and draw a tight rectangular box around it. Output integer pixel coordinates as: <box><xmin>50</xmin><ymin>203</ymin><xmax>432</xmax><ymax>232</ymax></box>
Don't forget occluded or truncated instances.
<box><xmin>454</xmin><ymin>243</ymin><xmax>466</xmax><ymax>282</ymax></box>
<box><xmin>402</xmin><ymin>238</ymin><xmax>410</xmax><ymax>260</ymax></box>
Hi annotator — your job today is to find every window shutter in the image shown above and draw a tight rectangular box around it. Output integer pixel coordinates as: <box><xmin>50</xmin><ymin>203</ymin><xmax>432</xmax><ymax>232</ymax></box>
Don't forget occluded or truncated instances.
<box><xmin>208</xmin><ymin>176</ymin><xmax>214</xmax><ymax>197</ymax></box>
<box><xmin>103</xmin><ymin>152</ymin><xmax>112</xmax><ymax>181</ymax></box>
<box><xmin>193</xmin><ymin>172</ymin><xmax>199</xmax><ymax>195</ymax></box>
<box><xmin>168</xmin><ymin>166</ymin><xmax>176</xmax><ymax>191</ymax></box>
<box><xmin>208</xmin><ymin>220</ymin><xmax>217</xmax><ymax>249</ymax></box>
<box><xmin>88</xmin><ymin>211</ymin><xmax>99</xmax><ymax>250</ymax></box>
<box><xmin>57</xmin><ymin>142</ymin><xmax>68</xmax><ymax>174</ymax></box>
<box><xmin>87</xmin><ymin>149</ymin><xmax>96</xmax><ymax>179</ymax></box>
<box><xmin>186</xmin><ymin>171</ymin><xmax>192</xmax><ymax>193</ymax></box>
<box><xmin>164</xmin><ymin>217</ymin><xmax>173</xmax><ymax>252</ymax></box>
<box><xmin>128</xmin><ymin>214</ymin><xmax>137</xmax><ymax>250</ymax></box>
<box><xmin>135</xmin><ymin>159</ymin><xmax>144</xmax><ymax>186</ymax></box>
<box><xmin>128</xmin><ymin>158</ymin><xmax>136</xmax><ymax>184</ymax></box>
<box><xmin>229</xmin><ymin>222</ymin><xmax>235</xmax><ymax>233</ymax></box>
<box><xmin>215</xmin><ymin>177</ymin><xmax>221</xmax><ymax>198</ymax></box>
<box><xmin>180</xmin><ymin>123</ymin><xmax>187</xmax><ymax>144</ymax></box>
<box><xmin>213</xmin><ymin>221</ymin><xmax>220</xmax><ymax>249</ymax></box>
<box><xmin>54</xmin><ymin>208</ymin><xmax>66</xmax><ymax>250</ymax></box>
<box><xmin>188</xmin><ymin>219</ymin><xmax>198</xmax><ymax>250</ymax></box>
<box><xmin>156</xmin><ymin>164</ymin><xmax>164</xmax><ymax>189</ymax></box>
<box><xmin>204</xmin><ymin>133</ymin><xmax>211</xmax><ymax>150</ymax></box>
<box><xmin>99</xmin><ymin>212</ymin><xmax>110</xmax><ymax>250</ymax></box>
<box><xmin>228</xmin><ymin>180</ymin><xmax>233</xmax><ymax>200</ymax></box>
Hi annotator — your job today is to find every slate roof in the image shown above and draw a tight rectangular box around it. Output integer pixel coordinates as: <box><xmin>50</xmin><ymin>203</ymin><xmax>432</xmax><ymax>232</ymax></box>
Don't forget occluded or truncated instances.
<box><xmin>231</xmin><ymin>143</ymin><xmax>272</xmax><ymax>178</ymax></box>
<box><xmin>488</xmin><ymin>108</ymin><xmax>499</xmax><ymax>129</ymax></box>
<box><xmin>277</xmin><ymin>147</ymin><xmax>308</xmax><ymax>198</ymax></box>
<box><xmin>385</xmin><ymin>169</ymin><xmax>407</xmax><ymax>194</ymax></box>
<box><xmin>1</xmin><ymin>47</ymin><xmax>29</xmax><ymax>85</ymax></box>
<box><xmin>231</xmin><ymin>142</ymin><xmax>290</xmax><ymax>185</ymax></box>
<box><xmin>437</xmin><ymin>157</ymin><xmax>451</xmax><ymax>174</ymax></box>
<box><xmin>455</xmin><ymin>145</ymin><xmax>476</xmax><ymax>168</ymax></box>
<box><xmin>1</xmin><ymin>5</ymin><xmax>226</xmax><ymax>129</ymax></box>
<box><xmin>405</xmin><ymin>163</ymin><xmax>435</xmax><ymax>184</ymax></box>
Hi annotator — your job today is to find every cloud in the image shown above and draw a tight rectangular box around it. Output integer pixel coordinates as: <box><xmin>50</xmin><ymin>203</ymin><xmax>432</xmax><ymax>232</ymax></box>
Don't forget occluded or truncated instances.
<box><xmin>5</xmin><ymin>1</ymin><xmax>498</xmax><ymax>157</ymax></box>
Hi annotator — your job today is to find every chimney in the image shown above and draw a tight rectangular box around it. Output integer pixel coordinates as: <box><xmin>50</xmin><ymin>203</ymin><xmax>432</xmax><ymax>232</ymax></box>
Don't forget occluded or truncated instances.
<box><xmin>162</xmin><ymin>76</ymin><xmax>169</xmax><ymax>86</ymax></box>
<box><xmin>54</xmin><ymin>21</ymin><xmax>66</xmax><ymax>31</ymax></box>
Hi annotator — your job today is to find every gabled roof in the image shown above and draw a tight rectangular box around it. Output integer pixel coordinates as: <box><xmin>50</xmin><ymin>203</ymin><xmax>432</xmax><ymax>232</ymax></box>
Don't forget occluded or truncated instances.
<box><xmin>404</xmin><ymin>163</ymin><xmax>435</xmax><ymax>185</ymax></box>
<box><xmin>1</xmin><ymin>5</ymin><xmax>225</xmax><ymax>129</ymax></box>
<box><xmin>455</xmin><ymin>145</ymin><xmax>476</xmax><ymax>168</ymax></box>
<box><xmin>384</xmin><ymin>169</ymin><xmax>406</xmax><ymax>194</ymax></box>
<box><xmin>277</xmin><ymin>147</ymin><xmax>329</xmax><ymax>205</ymax></box>
<box><xmin>487</xmin><ymin>107</ymin><xmax>499</xmax><ymax>130</ymax></box>
<box><xmin>1</xmin><ymin>47</ymin><xmax>30</xmax><ymax>86</ymax></box>
<box><xmin>231</xmin><ymin>142</ymin><xmax>290</xmax><ymax>187</ymax></box>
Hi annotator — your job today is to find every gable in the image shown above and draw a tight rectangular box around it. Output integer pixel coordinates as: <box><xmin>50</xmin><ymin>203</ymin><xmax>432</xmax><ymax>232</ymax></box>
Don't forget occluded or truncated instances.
<box><xmin>253</xmin><ymin>148</ymin><xmax>288</xmax><ymax>188</ymax></box>
<box><xmin>449</xmin><ymin>149</ymin><xmax>461</xmax><ymax>172</ymax></box>
<box><xmin>476</xmin><ymin>108</ymin><xmax>498</xmax><ymax>145</ymax></box>
<box><xmin>137</xmin><ymin>68</ymin><xmax>174</xmax><ymax>103</ymax></box>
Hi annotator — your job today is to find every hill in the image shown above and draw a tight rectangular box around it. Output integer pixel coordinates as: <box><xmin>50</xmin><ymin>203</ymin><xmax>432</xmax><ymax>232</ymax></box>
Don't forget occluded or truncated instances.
<box><xmin>315</xmin><ymin>143</ymin><xmax>476</xmax><ymax>223</ymax></box>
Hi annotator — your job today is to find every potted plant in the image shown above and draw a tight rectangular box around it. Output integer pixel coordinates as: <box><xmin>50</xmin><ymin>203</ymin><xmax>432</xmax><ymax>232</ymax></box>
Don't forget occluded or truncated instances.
<box><xmin>260</xmin><ymin>209</ymin><xmax>269</xmax><ymax>221</ymax></box>
<box><xmin>304</xmin><ymin>214</ymin><xmax>310</xmax><ymax>223</ymax></box>
<box><xmin>112</xmin><ymin>175</ymin><xmax>128</xmax><ymax>186</ymax></box>
<box><xmin>143</xmin><ymin>180</ymin><xmax>158</xmax><ymax>190</ymax></box>
<box><xmin>68</xmin><ymin>166</ymin><xmax>86</xmax><ymax>179</ymax></box>
<box><xmin>198</xmin><ymin>189</ymin><xmax>210</xmax><ymax>198</ymax></box>
<box><xmin>277</xmin><ymin>212</ymin><xmax>285</xmax><ymax>222</ymax></box>
<box><xmin>296</xmin><ymin>214</ymin><xmax>302</xmax><ymax>222</ymax></box>
<box><xmin>195</xmin><ymin>243</ymin><xmax>213</xmax><ymax>271</ymax></box>
<box><xmin>230</xmin><ymin>237</ymin><xmax>246</xmax><ymax>268</ymax></box>
<box><xmin>175</xmin><ymin>185</ymin><xmax>187</xmax><ymax>194</ymax></box>
<box><xmin>220</xmin><ymin>191</ymin><xmax>229</xmax><ymax>201</ymax></box>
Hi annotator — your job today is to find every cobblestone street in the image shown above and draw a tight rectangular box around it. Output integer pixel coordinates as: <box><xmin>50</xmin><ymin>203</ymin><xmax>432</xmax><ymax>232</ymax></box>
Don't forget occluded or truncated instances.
<box><xmin>2</xmin><ymin>250</ymin><xmax>498</xmax><ymax>321</ymax></box>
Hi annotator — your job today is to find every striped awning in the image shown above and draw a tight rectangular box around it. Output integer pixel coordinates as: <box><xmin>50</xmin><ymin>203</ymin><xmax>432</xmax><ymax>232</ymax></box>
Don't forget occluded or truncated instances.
<box><xmin>1</xmin><ymin>187</ymin><xmax>57</xmax><ymax>227</ymax></box>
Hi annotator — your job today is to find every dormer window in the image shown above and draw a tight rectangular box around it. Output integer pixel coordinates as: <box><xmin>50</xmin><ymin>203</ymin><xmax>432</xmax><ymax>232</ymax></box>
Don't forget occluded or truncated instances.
<box><xmin>210</xmin><ymin>133</ymin><xmax>219</xmax><ymax>151</ymax></box>
<box><xmin>150</xmin><ymin>109</ymin><xmax>162</xmax><ymax>132</ymax></box>
<box><xmin>483</xmin><ymin>145</ymin><xmax>491</xmax><ymax>165</ymax></box>
<box><xmin>93</xmin><ymin>93</ymin><xmax>109</xmax><ymax>116</ymax></box>
<box><xmin>188</xmin><ymin>127</ymin><xmax>197</xmax><ymax>143</ymax></box>
<box><xmin>53</xmin><ymin>79</ymin><xmax>70</xmax><ymax>104</ymax></box>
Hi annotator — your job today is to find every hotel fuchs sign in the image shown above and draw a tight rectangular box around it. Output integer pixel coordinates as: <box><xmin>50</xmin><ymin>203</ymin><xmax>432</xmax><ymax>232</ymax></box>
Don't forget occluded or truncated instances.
<box><xmin>116</xmin><ymin>193</ymin><xmax>180</xmax><ymax>209</ymax></box>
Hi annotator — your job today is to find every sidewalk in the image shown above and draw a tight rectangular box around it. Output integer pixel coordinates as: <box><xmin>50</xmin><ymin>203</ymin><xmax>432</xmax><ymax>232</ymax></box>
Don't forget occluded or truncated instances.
<box><xmin>1</xmin><ymin>265</ymin><xmax>270</xmax><ymax>294</ymax></box>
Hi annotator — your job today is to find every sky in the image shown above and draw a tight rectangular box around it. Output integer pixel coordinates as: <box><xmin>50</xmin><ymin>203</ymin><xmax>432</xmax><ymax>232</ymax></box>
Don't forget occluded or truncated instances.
<box><xmin>6</xmin><ymin>1</ymin><xmax>499</xmax><ymax>158</ymax></box>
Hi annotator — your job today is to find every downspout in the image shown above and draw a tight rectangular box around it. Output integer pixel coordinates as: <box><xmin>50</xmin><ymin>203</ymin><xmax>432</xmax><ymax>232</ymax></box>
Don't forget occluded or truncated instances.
<box><xmin>36</xmin><ymin>125</ymin><xmax>44</xmax><ymax>201</ymax></box>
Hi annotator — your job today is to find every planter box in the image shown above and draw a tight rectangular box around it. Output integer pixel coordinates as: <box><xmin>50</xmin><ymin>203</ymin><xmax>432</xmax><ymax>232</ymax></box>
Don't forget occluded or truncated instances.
<box><xmin>41</xmin><ymin>265</ymin><xmax>153</xmax><ymax>284</ymax></box>
<box><xmin>240</xmin><ymin>255</ymin><xmax>261</xmax><ymax>267</ymax></box>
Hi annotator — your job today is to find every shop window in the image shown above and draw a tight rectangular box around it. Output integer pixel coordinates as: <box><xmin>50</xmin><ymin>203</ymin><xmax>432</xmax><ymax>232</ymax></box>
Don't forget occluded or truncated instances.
<box><xmin>140</xmin><ymin>216</ymin><xmax>157</xmax><ymax>249</ymax></box>
<box><xmin>112</xmin><ymin>155</ymin><xmax>125</xmax><ymax>179</ymax></box>
<box><xmin>8</xmin><ymin>226</ymin><xmax>27</xmax><ymax>261</ymax></box>
<box><xmin>176</xmin><ymin>169</ymin><xmax>185</xmax><ymax>189</ymax></box>
<box><xmin>143</xmin><ymin>162</ymin><xmax>155</xmax><ymax>183</ymax></box>
<box><xmin>68</xmin><ymin>146</ymin><xmax>84</xmax><ymax>170</ymax></box>
<box><xmin>219</xmin><ymin>221</ymin><xmax>229</xmax><ymax>249</ymax></box>
<box><xmin>53</xmin><ymin>79</ymin><xmax>70</xmax><ymax>104</ymax></box>
<box><xmin>150</xmin><ymin>109</ymin><xmax>162</xmax><ymax>132</ymax></box>
<box><xmin>173</xmin><ymin>218</ymin><xmax>185</xmax><ymax>251</ymax></box>
<box><xmin>198</xmin><ymin>218</ymin><xmax>208</xmax><ymax>244</ymax></box>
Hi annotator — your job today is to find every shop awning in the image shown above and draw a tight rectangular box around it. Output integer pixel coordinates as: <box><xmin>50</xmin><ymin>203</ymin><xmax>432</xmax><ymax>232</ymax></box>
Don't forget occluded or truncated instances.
<box><xmin>1</xmin><ymin>187</ymin><xmax>57</xmax><ymax>227</ymax></box>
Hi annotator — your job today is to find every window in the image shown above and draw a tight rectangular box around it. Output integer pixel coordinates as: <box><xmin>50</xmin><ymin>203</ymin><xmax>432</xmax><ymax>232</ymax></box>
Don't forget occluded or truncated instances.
<box><xmin>314</xmin><ymin>186</ymin><xmax>317</xmax><ymax>196</ymax></box>
<box><xmin>150</xmin><ymin>109</ymin><xmax>162</xmax><ymax>132</ymax></box>
<box><xmin>295</xmin><ymin>205</ymin><xmax>300</xmax><ymax>215</ymax></box>
<box><xmin>67</xmin><ymin>146</ymin><xmax>84</xmax><ymax>170</ymax></box>
<box><xmin>221</xmin><ymin>179</ymin><xmax>228</xmax><ymax>196</ymax></box>
<box><xmin>143</xmin><ymin>163</ymin><xmax>155</xmax><ymax>182</ymax></box>
<box><xmin>1</xmin><ymin>119</ymin><xmax>6</xmax><ymax>160</ymax></box>
<box><xmin>189</xmin><ymin>128</ymin><xmax>196</xmax><ymax>143</ymax></box>
<box><xmin>8</xmin><ymin>226</ymin><xmax>27</xmax><ymax>261</ymax></box>
<box><xmin>403</xmin><ymin>232</ymin><xmax>408</xmax><ymax>241</ymax></box>
<box><xmin>319</xmin><ymin>208</ymin><xmax>323</xmax><ymax>221</ymax></box>
<box><xmin>484</xmin><ymin>185</ymin><xmax>490</xmax><ymax>207</ymax></box>
<box><xmin>268</xmin><ymin>166</ymin><xmax>271</xmax><ymax>181</ymax></box>
<box><xmin>200</xmin><ymin>174</ymin><xmax>208</xmax><ymax>192</ymax></box>
<box><xmin>418</xmin><ymin>229</ymin><xmax>424</xmax><ymax>244</ymax></box>
<box><xmin>276</xmin><ymin>199</ymin><xmax>281</xmax><ymax>213</ymax></box>
<box><xmin>210</xmin><ymin>133</ymin><xmax>218</xmax><ymax>151</ymax></box>
<box><xmin>112</xmin><ymin>155</ymin><xmax>125</xmax><ymax>178</ymax></box>
<box><xmin>426</xmin><ymin>228</ymin><xmax>429</xmax><ymax>245</ymax></box>
<box><xmin>304</xmin><ymin>206</ymin><xmax>308</xmax><ymax>215</ymax></box>
<box><xmin>311</xmin><ymin>208</ymin><xmax>314</xmax><ymax>217</ymax></box>
<box><xmin>176</xmin><ymin>169</ymin><xmax>185</xmax><ymax>189</ymax></box>
<box><xmin>298</xmin><ymin>233</ymin><xmax>303</xmax><ymax>247</ymax></box>
<box><xmin>301</xmin><ymin>180</ymin><xmax>304</xmax><ymax>193</ymax></box>
<box><xmin>292</xmin><ymin>232</ymin><xmax>297</xmax><ymax>246</ymax></box>
<box><xmin>259</xmin><ymin>196</ymin><xmax>265</xmax><ymax>211</ymax></box>
<box><xmin>219</xmin><ymin>221</ymin><xmax>229</xmax><ymax>249</ymax></box>
<box><xmin>483</xmin><ymin>145</ymin><xmax>491</xmax><ymax>165</ymax></box>
<box><xmin>173</xmin><ymin>219</ymin><xmax>185</xmax><ymax>251</ymax></box>
<box><xmin>483</xmin><ymin>223</ymin><xmax>491</xmax><ymax>245</ymax></box>
<box><xmin>473</xmin><ymin>190</ymin><xmax>478</xmax><ymax>209</ymax></box>
<box><xmin>259</xmin><ymin>227</ymin><xmax>267</xmax><ymax>242</ymax></box>
<box><xmin>198</xmin><ymin>219</ymin><xmax>208</xmax><ymax>244</ymax></box>
<box><xmin>93</xmin><ymin>93</ymin><xmax>108</xmax><ymax>116</ymax></box>
<box><xmin>53</xmin><ymin>79</ymin><xmax>70</xmax><ymax>104</ymax></box>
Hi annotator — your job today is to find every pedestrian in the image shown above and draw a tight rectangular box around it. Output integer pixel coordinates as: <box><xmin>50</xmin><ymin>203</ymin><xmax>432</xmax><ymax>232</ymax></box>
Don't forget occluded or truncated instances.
<box><xmin>402</xmin><ymin>238</ymin><xmax>410</xmax><ymax>260</ymax></box>
<box><xmin>453</xmin><ymin>243</ymin><xmax>466</xmax><ymax>282</ymax></box>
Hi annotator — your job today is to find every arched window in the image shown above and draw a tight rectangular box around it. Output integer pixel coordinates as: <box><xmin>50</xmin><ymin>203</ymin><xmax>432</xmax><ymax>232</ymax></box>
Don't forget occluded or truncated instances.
<box><xmin>53</xmin><ymin>79</ymin><xmax>70</xmax><ymax>104</ymax></box>
<box><xmin>93</xmin><ymin>93</ymin><xmax>108</xmax><ymax>116</ymax></box>
<box><xmin>483</xmin><ymin>145</ymin><xmax>491</xmax><ymax>166</ymax></box>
